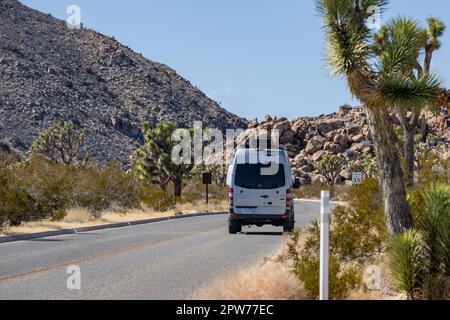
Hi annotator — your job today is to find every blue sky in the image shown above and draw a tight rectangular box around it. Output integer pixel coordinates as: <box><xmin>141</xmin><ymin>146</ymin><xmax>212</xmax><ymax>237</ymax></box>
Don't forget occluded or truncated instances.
<box><xmin>21</xmin><ymin>0</ymin><xmax>450</xmax><ymax>120</ymax></box>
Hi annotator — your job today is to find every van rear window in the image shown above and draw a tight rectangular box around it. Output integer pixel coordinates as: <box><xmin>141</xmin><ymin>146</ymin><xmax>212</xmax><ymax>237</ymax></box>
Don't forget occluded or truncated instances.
<box><xmin>234</xmin><ymin>164</ymin><xmax>285</xmax><ymax>189</ymax></box>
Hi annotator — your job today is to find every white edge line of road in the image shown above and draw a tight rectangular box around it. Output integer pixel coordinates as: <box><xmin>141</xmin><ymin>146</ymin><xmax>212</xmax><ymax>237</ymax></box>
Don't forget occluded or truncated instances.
<box><xmin>0</xmin><ymin>212</ymin><xmax>228</xmax><ymax>244</ymax></box>
<box><xmin>0</xmin><ymin>199</ymin><xmax>348</xmax><ymax>244</ymax></box>
<box><xmin>295</xmin><ymin>199</ymin><xmax>348</xmax><ymax>206</ymax></box>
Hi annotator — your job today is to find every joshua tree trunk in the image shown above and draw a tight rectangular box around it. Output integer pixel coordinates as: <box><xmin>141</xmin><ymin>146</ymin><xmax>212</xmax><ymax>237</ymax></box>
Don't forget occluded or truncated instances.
<box><xmin>398</xmin><ymin>111</ymin><xmax>420</xmax><ymax>187</ymax></box>
<box><xmin>404</xmin><ymin>127</ymin><xmax>415</xmax><ymax>187</ymax></box>
<box><xmin>173</xmin><ymin>179</ymin><xmax>182</xmax><ymax>197</ymax></box>
<box><xmin>366</xmin><ymin>107</ymin><xmax>414</xmax><ymax>235</ymax></box>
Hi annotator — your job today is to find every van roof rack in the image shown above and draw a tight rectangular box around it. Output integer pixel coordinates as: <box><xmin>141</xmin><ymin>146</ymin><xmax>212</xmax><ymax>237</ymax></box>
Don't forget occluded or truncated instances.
<box><xmin>242</xmin><ymin>139</ymin><xmax>287</xmax><ymax>151</ymax></box>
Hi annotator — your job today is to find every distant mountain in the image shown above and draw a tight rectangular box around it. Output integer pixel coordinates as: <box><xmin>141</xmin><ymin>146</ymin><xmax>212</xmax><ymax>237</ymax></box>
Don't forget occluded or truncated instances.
<box><xmin>0</xmin><ymin>0</ymin><xmax>247</xmax><ymax>165</ymax></box>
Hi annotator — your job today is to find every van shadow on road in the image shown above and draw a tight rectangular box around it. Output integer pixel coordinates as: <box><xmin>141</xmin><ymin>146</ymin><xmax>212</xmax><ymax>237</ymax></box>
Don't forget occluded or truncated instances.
<box><xmin>240</xmin><ymin>231</ymin><xmax>284</xmax><ymax>236</ymax></box>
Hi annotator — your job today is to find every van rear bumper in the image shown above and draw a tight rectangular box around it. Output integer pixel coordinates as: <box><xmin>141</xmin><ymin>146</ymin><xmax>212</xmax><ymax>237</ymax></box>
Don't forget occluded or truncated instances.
<box><xmin>229</xmin><ymin>210</ymin><xmax>293</xmax><ymax>226</ymax></box>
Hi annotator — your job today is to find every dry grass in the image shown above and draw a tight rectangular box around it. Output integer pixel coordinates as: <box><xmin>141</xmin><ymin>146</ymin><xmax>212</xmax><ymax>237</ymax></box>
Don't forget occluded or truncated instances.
<box><xmin>0</xmin><ymin>200</ymin><xmax>228</xmax><ymax>236</ymax></box>
<box><xmin>192</xmin><ymin>261</ymin><xmax>307</xmax><ymax>300</ymax></box>
<box><xmin>193</xmin><ymin>233</ymin><xmax>404</xmax><ymax>301</ymax></box>
<box><xmin>344</xmin><ymin>254</ymin><xmax>404</xmax><ymax>300</ymax></box>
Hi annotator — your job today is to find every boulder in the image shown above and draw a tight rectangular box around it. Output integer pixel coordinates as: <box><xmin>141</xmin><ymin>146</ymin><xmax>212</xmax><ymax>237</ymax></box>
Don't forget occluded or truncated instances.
<box><xmin>346</xmin><ymin>126</ymin><xmax>360</xmax><ymax>136</ymax></box>
<box><xmin>249</xmin><ymin>119</ymin><xmax>259</xmax><ymax>128</ymax></box>
<box><xmin>326</xmin><ymin>130</ymin><xmax>339</xmax><ymax>141</ymax></box>
<box><xmin>343</xmin><ymin>150</ymin><xmax>359</xmax><ymax>162</ymax></box>
<box><xmin>294</xmin><ymin>154</ymin><xmax>308</xmax><ymax>166</ymax></box>
<box><xmin>312</xmin><ymin>150</ymin><xmax>326</xmax><ymax>162</ymax></box>
<box><xmin>325</xmin><ymin>142</ymin><xmax>345</xmax><ymax>154</ymax></box>
<box><xmin>273</xmin><ymin>120</ymin><xmax>291</xmax><ymax>135</ymax></box>
<box><xmin>305</xmin><ymin>136</ymin><xmax>326</xmax><ymax>155</ymax></box>
<box><xmin>339</xmin><ymin>169</ymin><xmax>352</xmax><ymax>180</ymax></box>
<box><xmin>350</xmin><ymin>143</ymin><xmax>365</xmax><ymax>153</ymax></box>
<box><xmin>333</xmin><ymin>133</ymin><xmax>351</xmax><ymax>147</ymax></box>
<box><xmin>351</xmin><ymin>134</ymin><xmax>365</xmax><ymax>143</ymax></box>
<box><xmin>311</xmin><ymin>174</ymin><xmax>327</xmax><ymax>185</ymax></box>
<box><xmin>291</xmin><ymin>120</ymin><xmax>306</xmax><ymax>133</ymax></box>
<box><xmin>264</xmin><ymin>115</ymin><xmax>273</xmax><ymax>123</ymax></box>
<box><xmin>280</xmin><ymin>129</ymin><xmax>296</xmax><ymax>145</ymax></box>
<box><xmin>316</xmin><ymin>119</ymin><xmax>345</xmax><ymax>134</ymax></box>
<box><xmin>300</xmin><ymin>163</ymin><xmax>315</xmax><ymax>173</ymax></box>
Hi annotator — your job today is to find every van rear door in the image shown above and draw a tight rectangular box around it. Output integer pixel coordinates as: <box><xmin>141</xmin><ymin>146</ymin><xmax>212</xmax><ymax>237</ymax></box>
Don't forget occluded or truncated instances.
<box><xmin>259</xmin><ymin>164</ymin><xmax>286</xmax><ymax>215</ymax></box>
<box><xmin>233</xmin><ymin>164</ymin><xmax>260</xmax><ymax>214</ymax></box>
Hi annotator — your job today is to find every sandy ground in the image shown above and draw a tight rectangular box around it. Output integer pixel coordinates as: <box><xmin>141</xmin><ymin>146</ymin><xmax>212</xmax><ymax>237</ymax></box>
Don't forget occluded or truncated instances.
<box><xmin>1</xmin><ymin>201</ymin><xmax>228</xmax><ymax>236</ymax></box>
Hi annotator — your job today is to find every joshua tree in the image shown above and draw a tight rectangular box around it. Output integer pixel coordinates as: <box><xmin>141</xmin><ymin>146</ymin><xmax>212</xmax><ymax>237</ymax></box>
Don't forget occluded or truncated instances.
<box><xmin>132</xmin><ymin>121</ymin><xmax>194</xmax><ymax>197</ymax></box>
<box><xmin>316</xmin><ymin>0</ymin><xmax>441</xmax><ymax>234</ymax></box>
<box><xmin>374</xmin><ymin>17</ymin><xmax>446</xmax><ymax>187</ymax></box>
<box><xmin>316</xmin><ymin>153</ymin><xmax>345</xmax><ymax>186</ymax></box>
<box><xmin>30</xmin><ymin>121</ymin><xmax>86</xmax><ymax>165</ymax></box>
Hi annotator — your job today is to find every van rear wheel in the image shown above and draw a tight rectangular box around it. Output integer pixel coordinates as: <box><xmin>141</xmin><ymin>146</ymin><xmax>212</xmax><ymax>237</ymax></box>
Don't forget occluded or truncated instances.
<box><xmin>283</xmin><ymin>219</ymin><xmax>295</xmax><ymax>233</ymax></box>
<box><xmin>228</xmin><ymin>221</ymin><xmax>242</xmax><ymax>234</ymax></box>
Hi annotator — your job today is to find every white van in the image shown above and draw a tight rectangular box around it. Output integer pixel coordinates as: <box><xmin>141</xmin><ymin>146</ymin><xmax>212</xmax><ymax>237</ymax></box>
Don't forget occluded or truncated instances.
<box><xmin>226</xmin><ymin>148</ymin><xmax>301</xmax><ymax>234</ymax></box>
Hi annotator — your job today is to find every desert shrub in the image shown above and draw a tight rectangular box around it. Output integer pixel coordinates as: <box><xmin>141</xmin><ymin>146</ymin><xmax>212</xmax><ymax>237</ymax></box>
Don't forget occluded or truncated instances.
<box><xmin>294</xmin><ymin>184</ymin><xmax>348</xmax><ymax>201</ymax></box>
<box><xmin>1</xmin><ymin>157</ymin><xmax>141</xmax><ymax>227</ymax></box>
<box><xmin>390</xmin><ymin>183</ymin><xmax>450</xmax><ymax>300</ymax></box>
<box><xmin>416</xmin><ymin>147</ymin><xmax>450</xmax><ymax>186</ymax></box>
<box><xmin>0</xmin><ymin>166</ymin><xmax>38</xmax><ymax>228</ymax></box>
<box><xmin>316</xmin><ymin>153</ymin><xmax>344</xmax><ymax>186</ymax></box>
<box><xmin>347</xmin><ymin>153</ymin><xmax>378</xmax><ymax>178</ymax></box>
<box><xmin>288</xmin><ymin>225</ymin><xmax>361</xmax><ymax>300</ymax></box>
<box><xmin>389</xmin><ymin>230</ymin><xmax>424</xmax><ymax>300</ymax></box>
<box><xmin>140</xmin><ymin>181</ymin><xmax>176</xmax><ymax>211</ymax></box>
<box><xmin>142</xmin><ymin>189</ymin><xmax>177</xmax><ymax>212</ymax></box>
<box><xmin>9</xmin><ymin>156</ymin><xmax>74</xmax><ymax>222</ymax></box>
<box><xmin>178</xmin><ymin>178</ymin><xmax>227</xmax><ymax>204</ymax></box>
<box><xmin>73</xmin><ymin>162</ymin><xmax>141</xmax><ymax>214</ymax></box>
<box><xmin>287</xmin><ymin>178</ymin><xmax>387</xmax><ymax>299</ymax></box>
<box><xmin>331</xmin><ymin>206</ymin><xmax>386</xmax><ymax>262</ymax></box>
<box><xmin>192</xmin><ymin>262</ymin><xmax>305</xmax><ymax>300</ymax></box>
<box><xmin>140</xmin><ymin>178</ymin><xmax>227</xmax><ymax>212</ymax></box>
<box><xmin>0</xmin><ymin>142</ymin><xmax>21</xmax><ymax>165</ymax></box>
<box><xmin>334</xmin><ymin>177</ymin><xmax>388</xmax><ymax>261</ymax></box>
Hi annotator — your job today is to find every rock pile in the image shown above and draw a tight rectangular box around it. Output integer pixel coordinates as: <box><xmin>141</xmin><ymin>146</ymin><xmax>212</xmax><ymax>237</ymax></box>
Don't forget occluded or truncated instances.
<box><xmin>243</xmin><ymin>106</ymin><xmax>450</xmax><ymax>185</ymax></box>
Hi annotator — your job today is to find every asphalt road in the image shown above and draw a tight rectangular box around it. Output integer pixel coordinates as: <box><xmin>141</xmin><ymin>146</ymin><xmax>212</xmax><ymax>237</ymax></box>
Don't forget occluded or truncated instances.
<box><xmin>0</xmin><ymin>200</ymin><xmax>337</xmax><ymax>300</ymax></box>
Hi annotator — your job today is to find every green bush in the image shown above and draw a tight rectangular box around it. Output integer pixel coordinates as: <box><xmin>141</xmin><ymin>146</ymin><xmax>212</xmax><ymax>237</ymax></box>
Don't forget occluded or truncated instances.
<box><xmin>140</xmin><ymin>178</ymin><xmax>227</xmax><ymax>212</ymax></box>
<box><xmin>389</xmin><ymin>230</ymin><xmax>424</xmax><ymax>300</ymax></box>
<box><xmin>0</xmin><ymin>165</ymin><xmax>38</xmax><ymax>228</ymax></box>
<box><xmin>316</xmin><ymin>153</ymin><xmax>345</xmax><ymax>186</ymax></box>
<box><xmin>390</xmin><ymin>183</ymin><xmax>450</xmax><ymax>300</ymax></box>
<box><xmin>332</xmin><ymin>178</ymin><xmax>388</xmax><ymax>262</ymax></box>
<box><xmin>178</xmin><ymin>178</ymin><xmax>227</xmax><ymax>204</ymax></box>
<box><xmin>73</xmin><ymin>162</ymin><xmax>141</xmax><ymax>214</ymax></box>
<box><xmin>0</xmin><ymin>157</ymin><xmax>142</xmax><ymax>227</ymax></box>
<box><xmin>288</xmin><ymin>225</ymin><xmax>361</xmax><ymax>300</ymax></box>
<box><xmin>294</xmin><ymin>184</ymin><xmax>348</xmax><ymax>201</ymax></box>
<box><xmin>141</xmin><ymin>188</ymin><xmax>177</xmax><ymax>212</ymax></box>
<box><xmin>9</xmin><ymin>157</ymin><xmax>73</xmax><ymax>222</ymax></box>
<box><xmin>287</xmin><ymin>178</ymin><xmax>387</xmax><ymax>299</ymax></box>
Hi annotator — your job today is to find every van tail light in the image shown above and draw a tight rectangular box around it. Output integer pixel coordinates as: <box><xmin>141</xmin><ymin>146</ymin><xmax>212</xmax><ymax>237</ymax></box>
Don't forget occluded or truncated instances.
<box><xmin>286</xmin><ymin>189</ymin><xmax>293</xmax><ymax>209</ymax></box>
<box><xmin>228</xmin><ymin>188</ymin><xmax>234</xmax><ymax>206</ymax></box>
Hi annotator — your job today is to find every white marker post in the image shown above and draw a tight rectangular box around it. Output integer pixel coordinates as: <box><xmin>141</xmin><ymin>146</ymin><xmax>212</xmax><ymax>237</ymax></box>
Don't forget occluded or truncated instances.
<box><xmin>320</xmin><ymin>190</ymin><xmax>330</xmax><ymax>301</ymax></box>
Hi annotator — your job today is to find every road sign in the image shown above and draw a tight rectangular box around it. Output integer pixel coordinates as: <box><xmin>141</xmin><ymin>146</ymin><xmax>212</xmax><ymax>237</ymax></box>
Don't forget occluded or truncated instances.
<box><xmin>202</xmin><ymin>173</ymin><xmax>212</xmax><ymax>204</ymax></box>
<box><xmin>202</xmin><ymin>173</ymin><xmax>212</xmax><ymax>185</ymax></box>
<box><xmin>352</xmin><ymin>172</ymin><xmax>362</xmax><ymax>185</ymax></box>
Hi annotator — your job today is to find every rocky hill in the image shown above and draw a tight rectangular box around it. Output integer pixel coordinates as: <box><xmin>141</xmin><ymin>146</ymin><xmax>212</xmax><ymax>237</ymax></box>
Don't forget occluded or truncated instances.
<box><xmin>243</xmin><ymin>106</ymin><xmax>450</xmax><ymax>185</ymax></box>
<box><xmin>0</xmin><ymin>0</ymin><xmax>247</xmax><ymax>165</ymax></box>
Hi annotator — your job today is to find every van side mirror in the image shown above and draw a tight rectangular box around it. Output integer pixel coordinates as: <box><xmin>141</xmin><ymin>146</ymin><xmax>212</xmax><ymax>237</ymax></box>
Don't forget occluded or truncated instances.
<box><xmin>293</xmin><ymin>178</ymin><xmax>301</xmax><ymax>189</ymax></box>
